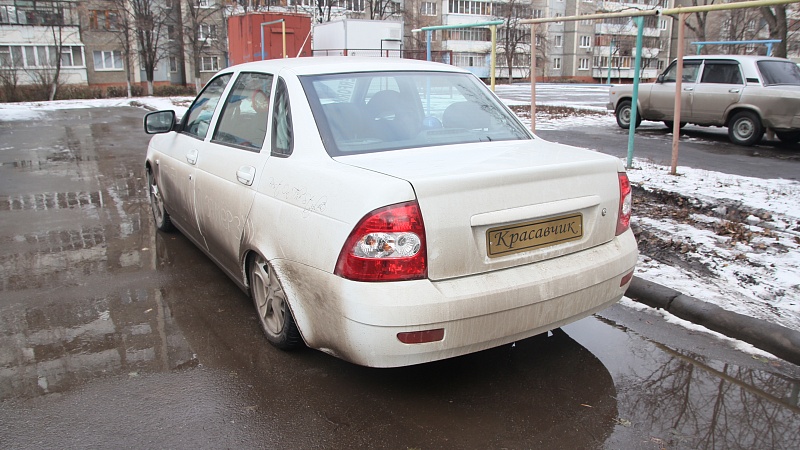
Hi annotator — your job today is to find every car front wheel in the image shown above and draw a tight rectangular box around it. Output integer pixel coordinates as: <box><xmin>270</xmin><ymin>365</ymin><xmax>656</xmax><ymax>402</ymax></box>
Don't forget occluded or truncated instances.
<box><xmin>148</xmin><ymin>168</ymin><xmax>173</xmax><ymax>232</ymax></box>
<box><xmin>776</xmin><ymin>130</ymin><xmax>800</xmax><ymax>145</ymax></box>
<box><xmin>663</xmin><ymin>121</ymin><xmax>686</xmax><ymax>130</ymax></box>
<box><xmin>250</xmin><ymin>254</ymin><xmax>303</xmax><ymax>350</ymax></box>
<box><xmin>728</xmin><ymin>111</ymin><xmax>764</xmax><ymax>146</ymax></box>
<box><xmin>615</xmin><ymin>100</ymin><xmax>641</xmax><ymax>129</ymax></box>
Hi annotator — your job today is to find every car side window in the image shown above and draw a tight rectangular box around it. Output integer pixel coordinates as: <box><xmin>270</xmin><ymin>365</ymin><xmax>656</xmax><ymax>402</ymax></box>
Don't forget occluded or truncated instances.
<box><xmin>662</xmin><ymin>61</ymin><xmax>701</xmax><ymax>83</ymax></box>
<box><xmin>182</xmin><ymin>74</ymin><xmax>232</xmax><ymax>140</ymax></box>
<box><xmin>271</xmin><ymin>77</ymin><xmax>293</xmax><ymax>157</ymax></box>
<box><xmin>700</xmin><ymin>62</ymin><xmax>743</xmax><ymax>85</ymax></box>
<box><xmin>212</xmin><ymin>72</ymin><xmax>274</xmax><ymax>151</ymax></box>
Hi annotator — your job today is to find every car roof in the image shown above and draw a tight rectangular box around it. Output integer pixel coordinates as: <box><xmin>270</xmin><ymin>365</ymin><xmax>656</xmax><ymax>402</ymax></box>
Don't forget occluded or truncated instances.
<box><xmin>227</xmin><ymin>57</ymin><xmax>472</xmax><ymax>76</ymax></box>
<box><xmin>680</xmin><ymin>55</ymin><xmax>790</xmax><ymax>64</ymax></box>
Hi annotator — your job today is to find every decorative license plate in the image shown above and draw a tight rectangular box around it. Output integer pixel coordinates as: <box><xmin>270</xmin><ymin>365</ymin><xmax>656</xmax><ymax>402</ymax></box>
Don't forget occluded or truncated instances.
<box><xmin>486</xmin><ymin>213</ymin><xmax>583</xmax><ymax>258</ymax></box>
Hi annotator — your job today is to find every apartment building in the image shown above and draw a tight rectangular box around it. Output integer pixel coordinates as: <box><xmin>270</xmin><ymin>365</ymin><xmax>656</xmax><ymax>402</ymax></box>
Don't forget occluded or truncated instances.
<box><xmin>0</xmin><ymin>0</ymin><xmax>88</xmax><ymax>86</ymax></box>
<box><xmin>0</xmin><ymin>0</ymin><xmax>226</xmax><ymax>91</ymax></box>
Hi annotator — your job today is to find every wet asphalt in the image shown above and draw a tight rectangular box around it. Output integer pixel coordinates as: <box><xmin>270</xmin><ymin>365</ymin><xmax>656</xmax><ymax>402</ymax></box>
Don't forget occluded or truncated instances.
<box><xmin>0</xmin><ymin>107</ymin><xmax>798</xmax><ymax>449</ymax></box>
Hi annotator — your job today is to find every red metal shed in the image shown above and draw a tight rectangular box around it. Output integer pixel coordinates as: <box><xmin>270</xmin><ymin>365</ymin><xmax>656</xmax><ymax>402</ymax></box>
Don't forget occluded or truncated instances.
<box><xmin>228</xmin><ymin>12</ymin><xmax>312</xmax><ymax>65</ymax></box>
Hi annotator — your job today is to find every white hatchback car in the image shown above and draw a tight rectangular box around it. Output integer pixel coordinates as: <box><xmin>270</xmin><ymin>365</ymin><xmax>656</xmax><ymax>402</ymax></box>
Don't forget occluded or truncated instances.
<box><xmin>144</xmin><ymin>57</ymin><xmax>638</xmax><ymax>367</ymax></box>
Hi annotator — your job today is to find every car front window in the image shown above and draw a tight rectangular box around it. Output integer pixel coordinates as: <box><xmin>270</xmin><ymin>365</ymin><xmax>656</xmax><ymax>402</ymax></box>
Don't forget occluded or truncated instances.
<box><xmin>212</xmin><ymin>72</ymin><xmax>273</xmax><ymax>151</ymax></box>
<box><xmin>183</xmin><ymin>74</ymin><xmax>233</xmax><ymax>140</ymax></box>
<box><xmin>300</xmin><ymin>71</ymin><xmax>532</xmax><ymax>156</ymax></box>
<box><xmin>757</xmin><ymin>60</ymin><xmax>800</xmax><ymax>86</ymax></box>
<box><xmin>662</xmin><ymin>61</ymin><xmax>701</xmax><ymax>83</ymax></box>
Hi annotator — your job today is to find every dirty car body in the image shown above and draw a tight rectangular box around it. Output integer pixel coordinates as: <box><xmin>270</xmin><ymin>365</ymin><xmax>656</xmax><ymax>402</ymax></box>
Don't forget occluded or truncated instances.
<box><xmin>144</xmin><ymin>57</ymin><xmax>638</xmax><ymax>367</ymax></box>
<box><xmin>608</xmin><ymin>55</ymin><xmax>800</xmax><ymax>146</ymax></box>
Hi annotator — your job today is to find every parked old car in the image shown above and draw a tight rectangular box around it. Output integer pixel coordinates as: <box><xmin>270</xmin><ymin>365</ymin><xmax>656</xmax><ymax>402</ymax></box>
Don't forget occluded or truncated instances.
<box><xmin>144</xmin><ymin>57</ymin><xmax>638</xmax><ymax>367</ymax></box>
<box><xmin>608</xmin><ymin>55</ymin><xmax>800</xmax><ymax>146</ymax></box>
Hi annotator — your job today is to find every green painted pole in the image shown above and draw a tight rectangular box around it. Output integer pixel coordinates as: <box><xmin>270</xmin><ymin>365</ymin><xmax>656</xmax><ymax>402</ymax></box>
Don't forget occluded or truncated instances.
<box><xmin>626</xmin><ymin>16</ymin><xmax>645</xmax><ymax>169</ymax></box>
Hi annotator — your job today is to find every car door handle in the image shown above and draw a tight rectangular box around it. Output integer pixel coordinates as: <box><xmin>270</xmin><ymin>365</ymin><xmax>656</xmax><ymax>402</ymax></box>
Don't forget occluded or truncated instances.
<box><xmin>683</xmin><ymin>87</ymin><xmax>694</xmax><ymax>91</ymax></box>
<box><xmin>186</xmin><ymin>149</ymin><xmax>198</xmax><ymax>165</ymax></box>
<box><xmin>728</xmin><ymin>88</ymin><xmax>740</xmax><ymax>93</ymax></box>
<box><xmin>236</xmin><ymin>166</ymin><xmax>256</xmax><ymax>186</ymax></box>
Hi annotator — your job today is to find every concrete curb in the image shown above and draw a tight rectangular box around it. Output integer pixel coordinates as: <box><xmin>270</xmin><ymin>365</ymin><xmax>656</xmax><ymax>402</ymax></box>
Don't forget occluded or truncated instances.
<box><xmin>626</xmin><ymin>276</ymin><xmax>800</xmax><ymax>366</ymax></box>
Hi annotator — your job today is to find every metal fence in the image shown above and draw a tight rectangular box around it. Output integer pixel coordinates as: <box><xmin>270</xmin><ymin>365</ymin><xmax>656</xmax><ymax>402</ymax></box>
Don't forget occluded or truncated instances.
<box><xmin>311</xmin><ymin>49</ymin><xmax>454</xmax><ymax>65</ymax></box>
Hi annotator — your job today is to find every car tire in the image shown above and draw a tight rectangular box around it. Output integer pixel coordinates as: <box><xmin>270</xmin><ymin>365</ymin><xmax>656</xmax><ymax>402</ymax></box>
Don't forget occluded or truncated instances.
<box><xmin>250</xmin><ymin>254</ymin><xmax>303</xmax><ymax>350</ymax></box>
<box><xmin>615</xmin><ymin>100</ymin><xmax>641</xmax><ymax>129</ymax></box>
<box><xmin>728</xmin><ymin>111</ymin><xmax>764</xmax><ymax>146</ymax></box>
<box><xmin>147</xmin><ymin>168</ymin><xmax>173</xmax><ymax>232</ymax></box>
<box><xmin>663</xmin><ymin>121</ymin><xmax>686</xmax><ymax>130</ymax></box>
<box><xmin>775</xmin><ymin>131</ymin><xmax>800</xmax><ymax>145</ymax></box>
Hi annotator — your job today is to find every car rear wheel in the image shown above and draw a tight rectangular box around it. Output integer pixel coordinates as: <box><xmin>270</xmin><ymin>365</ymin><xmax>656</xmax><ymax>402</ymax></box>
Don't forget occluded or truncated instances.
<box><xmin>775</xmin><ymin>131</ymin><xmax>800</xmax><ymax>145</ymax></box>
<box><xmin>615</xmin><ymin>100</ymin><xmax>641</xmax><ymax>129</ymax></box>
<box><xmin>728</xmin><ymin>111</ymin><xmax>764</xmax><ymax>146</ymax></box>
<box><xmin>250</xmin><ymin>254</ymin><xmax>303</xmax><ymax>350</ymax></box>
<box><xmin>147</xmin><ymin>168</ymin><xmax>173</xmax><ymax>232</ymax></box>
<box><xmin>663</xmin><ymin>121</ymin><xmax>686</xmax><ymax>130</ymax></box>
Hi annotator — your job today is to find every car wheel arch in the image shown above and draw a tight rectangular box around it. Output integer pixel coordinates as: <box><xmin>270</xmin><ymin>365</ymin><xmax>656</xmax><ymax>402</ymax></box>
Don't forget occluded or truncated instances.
<box><xmin>245</xmin><ymin>251</ymin><xmax>308</xmax><ymax>349</ymax></box>
<box><xmin>724</xmin><ymin>106</ymin><xmax>762</xmax><ymax>128</ymax></box>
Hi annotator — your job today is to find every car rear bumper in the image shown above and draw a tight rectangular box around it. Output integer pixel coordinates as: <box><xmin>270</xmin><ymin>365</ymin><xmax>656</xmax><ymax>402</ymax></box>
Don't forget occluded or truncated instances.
<box><xmin>276</xmin><ymin>230</ymin><xmax>638</xmax><ymax>367</ymax></box>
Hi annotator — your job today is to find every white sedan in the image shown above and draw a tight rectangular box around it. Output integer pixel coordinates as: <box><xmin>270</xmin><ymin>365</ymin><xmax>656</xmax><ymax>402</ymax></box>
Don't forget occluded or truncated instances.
<box><xmin>144</xmin><ymin>57</ymin><xmax>638</xmax><ymax>367</ymax></box>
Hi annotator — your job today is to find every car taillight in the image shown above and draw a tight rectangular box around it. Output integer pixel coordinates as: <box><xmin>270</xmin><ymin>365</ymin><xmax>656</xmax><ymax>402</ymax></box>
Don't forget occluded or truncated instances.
<box><xmin>616</xmin><ymin>172</ymin><xmax>632</xmax><ymax>236</ymax></box>
<box><xmin>335</xmin><ymin>201</ymin><xmax>427</xmax><ymax>282</ymax></box>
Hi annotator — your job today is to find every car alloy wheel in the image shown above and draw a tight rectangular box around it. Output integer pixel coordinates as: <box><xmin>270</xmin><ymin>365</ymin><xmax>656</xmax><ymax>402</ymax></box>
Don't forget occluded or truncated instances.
<box><xmin>250</xmin><ymin>254</ymin><xmax>302</xmax><ymax>349</ymax></box>
<box><xmin>148</xmin><ymin>169</ymin><xmax>173</xmax><ymax>232</ymax></box>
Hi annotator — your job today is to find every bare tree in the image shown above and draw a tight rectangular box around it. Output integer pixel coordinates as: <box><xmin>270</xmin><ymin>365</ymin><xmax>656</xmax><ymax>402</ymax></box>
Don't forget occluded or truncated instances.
<box><xmin>130</xmin><ymin>0</ymin><xmax>169</xmax><ymax>95</ymax></box>
<box><xmin>496</xmin><ymin>0</ymin><xmax>531</xmax><ymax>84</ymax></box>
<box><xmin>96</xmin><ymin>0</ymin><xmax>138</xmax><ymax>97</ymax></box>
<box><xmin>761</xmin><ymin>5</ymin><xmax>788</xmax><ymax>58</ymax></box>
<box><xmin>181</xmin><ymin>0</ymin><xmax>225</xmax><ymax>91</ymax></box>
<box><xmin>685</xmin><ymin>0</ymin><xmax>719</xmax><ymax>55</ymax></box>
<box><xmin>367</xmin><ymin>0</ymin><xmax>399</xmax><ymax>20</ymax></box>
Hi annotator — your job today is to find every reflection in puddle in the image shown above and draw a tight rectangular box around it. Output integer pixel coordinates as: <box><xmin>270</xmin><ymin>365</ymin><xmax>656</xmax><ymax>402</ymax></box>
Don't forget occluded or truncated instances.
<box><xmin>0</xmin><ymin>287</ymin><xmax>197</xmax><ymax>400</ymax></box>
<box><xmin>575</xmin><ymin>315</ymin><xmax>800</xmax><ymax>449</ymax></box>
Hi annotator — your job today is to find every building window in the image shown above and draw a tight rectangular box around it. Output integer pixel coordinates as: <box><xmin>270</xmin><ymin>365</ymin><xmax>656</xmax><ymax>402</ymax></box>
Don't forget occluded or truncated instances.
<box><xmin>201</xmin><ymin>56</ymin><xmax>220</xmax><ymax>71</ymax></box>
<box><xmin>659</xmin><ymin>18</ymin><xmax>669</xmax><ymax>30</ymax></box>
<box><xmin>554</xmin><ymin>35</ymin><xmax>562</xmax><ymax>47</ymax></box>
<box><xmin>657</xmin><ymin>59</ymin><xmax>665</xmax><ymax>70</ymax></box>
<box><xmin>553</xmin><ymin>57</ymin><xmax>561</xmax><ymax>69</ymax></box>
<box><xmin>446</xmin><ymin>28</ymin><xmax>491</xmax><ymax>42</ymax></box>
<box><xmin>579</xmin><ymin>35</ymin><xmax>591</xmax><ymax>48</ymax></box>
<box><xmin>169</xmin><ymin>56</ymin><xmax>178</xmax><ymax>72</ymax></box>
<box><xmin>421</xmin><ymin>1</ymin><xmax>436</xmax><ymax>15</ymax></box>
<box><xmin>453</xmin><ymin>52</ymin><xmax>486</xmax><ymax>67</ymax></box>
<box><xmin>198</xmin><ymin>0</ymin><xmax>211</xmax><ymax>7</ymax></box>
<box><xmin>746</xmin><ymin>43</ymin><xmax>756</xmax><ymax>53</ymax></box>
<box><xmin>555</xmin><ymin>13</ymin><xmax>562</xmax><ymax>24</ymax></box>
<box><xmin>578</xmin><ymin>58</ymin><xmax>590</xmax><ymax>70</ymax></box>
<box><xmin>199</xmin><ymin>24</ymin><xmax>217</xmax><ymax>40</ymax></box>
<box><xmin>746</xmin><ymin>20</ymin><xmax>756</xmax><ymax>33</ymax></box>
<box><xmin>93</xmin><ymin>50</ymin><xmax>123</xmax><ymax>70</ymax></box>
<box><xmin>448</xmin><ymin>0</ymin><xmax>492</xmax><ymax>16</ymax></box>
<box><xmin>168</xmin><ymin>25</ymin><xmax>177</xmax><ymax>41</ymax></box>
<box><xmin>89</xmin><ymin>10</ymin><xmax>120</xmax><ymax>31</ymax></box>
<box><xmin>533</xmin><ymin>9</ymin><xmax>543</xmax><ymax>19</ymax></box>
<box><xmin>2</xmin><ymin>45</ymin><xmax>84</xmax><ymax>68</ymax></box>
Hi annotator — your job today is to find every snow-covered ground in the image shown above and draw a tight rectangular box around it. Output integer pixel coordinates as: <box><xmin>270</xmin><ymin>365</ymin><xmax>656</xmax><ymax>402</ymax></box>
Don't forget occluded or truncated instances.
<box><xmin>1</xmin><ymin>94</ymin><xmax>798</xmax><ymax>341</ymax></box>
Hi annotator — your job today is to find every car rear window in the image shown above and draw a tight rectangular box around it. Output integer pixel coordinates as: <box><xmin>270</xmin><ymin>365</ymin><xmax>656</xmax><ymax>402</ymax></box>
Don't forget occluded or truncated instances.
<box><xmin>299</xmin><ymin>71</ymin><xmax>532</xmax><ymax>156</ymax></box>
<box><xmin>757</xmin><ymin>60</ymin><xmax>800</xmax><ymax>86</ymax></box>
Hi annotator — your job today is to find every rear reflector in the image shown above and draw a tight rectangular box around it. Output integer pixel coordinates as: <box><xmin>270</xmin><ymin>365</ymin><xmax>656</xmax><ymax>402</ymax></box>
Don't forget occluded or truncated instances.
<box><xmin>620</xmin><ymin>270</ymin><xmax>635</xmax><ymax>287</ymax></box>
<box><xmin>397</xmin><ymin>329</ymin><xmax>445</xmax><ymax>344</ymax></box>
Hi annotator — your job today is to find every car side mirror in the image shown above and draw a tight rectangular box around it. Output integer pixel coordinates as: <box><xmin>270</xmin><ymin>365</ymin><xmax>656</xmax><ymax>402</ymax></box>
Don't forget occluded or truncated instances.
<box><xmin>144</xmin><ymin>110</ymin><xmax>176</xmax><ymax>134</ymax></box>
<box><xmin>656</xmin><ymin>74</ymin><xmax>665</xmax><ymax>84</ymax></box>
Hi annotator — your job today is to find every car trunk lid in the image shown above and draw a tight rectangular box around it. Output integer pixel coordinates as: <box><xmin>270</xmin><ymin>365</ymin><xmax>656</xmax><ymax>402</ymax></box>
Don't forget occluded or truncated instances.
<box><xmin>335</xmin><ymin>140</ymin><xmax>624</xmax><ymax>281</ymax></box>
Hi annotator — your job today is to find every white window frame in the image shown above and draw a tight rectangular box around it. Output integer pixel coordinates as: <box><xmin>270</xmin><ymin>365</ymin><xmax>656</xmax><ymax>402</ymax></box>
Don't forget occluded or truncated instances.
<box><xmin>554</xmin><ymin>35</ymin><xmax>563</xmax><ymax>47</ymax></box>
<box><xmin>553</xmin><ymin>57</ymin><xmax>561</xmax><ymax>70</ymax></box>
<box><xmin>578</xmin><ymin>58</ymin><xmax>590</xmax><ymax>70</ymax></box>
<box><xmin>198</xmin><ymin>23</ymin><xmax>217</xmax><ymax>40</ymax></box>
<box><xmin>201</xmin><ymin>55</ymin><xmax>220</xmax><ymax>72</ymax></box>
<box><xmin>93</xmin><ymin>50</ymin><xmax>123</xmax><ymax>71</ymax></box>
<box><xmin>579</xmin><ymin>35</ymin><xmax>591</xmax><ymax>48</ymax></box>
<box><xmin>421</xmin><ymin>1</ymin><xmax>436</xmax><ymax>15</ymax></box>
